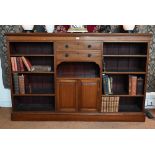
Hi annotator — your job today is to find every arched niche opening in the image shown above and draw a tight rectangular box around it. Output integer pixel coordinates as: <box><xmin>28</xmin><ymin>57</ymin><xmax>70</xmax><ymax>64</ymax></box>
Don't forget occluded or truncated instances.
<box><xmin>57</xmin><ymin>62</ymin><xmax>100</xmax><ymax>78</ymax></box>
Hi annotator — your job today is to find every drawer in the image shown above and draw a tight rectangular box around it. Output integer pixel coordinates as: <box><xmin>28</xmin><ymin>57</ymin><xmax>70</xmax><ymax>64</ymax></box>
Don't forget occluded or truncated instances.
<box><xmin>56</xmin><ymin>42</ymin><xmax>102</xmax><ymax>50</ymax></box>
<box><xmin>56</xmin><ymin>51</ymin><xmax>101</xmax><ymax>62</ymax></box>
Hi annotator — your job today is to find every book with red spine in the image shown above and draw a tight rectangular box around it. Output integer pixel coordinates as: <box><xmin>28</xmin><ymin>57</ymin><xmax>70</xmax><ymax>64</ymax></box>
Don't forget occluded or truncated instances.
<box><xmin>129</xmin><ymin>75</ymin><xmax>132</xmax><ymax>95</ymax></box>
<box><xmin>21</xmin><ymin>56</ymin><xmax>32</xmax><ymax>71</ymax></box>
<box><xmin>13</xmin><ymin>57</ymin><xmax>17</xmax><ymax>71</ymax></box>
<box><xmin>11</xmin><ymin>57</ymin><xmax>15</xmax><ymax>71</ymax></box>
<box><xmin>19</xmin><ymin>57</ymin><xmax>25</xmax><ymax>71</ymax></box>
<box><xmin>16</xmin><ymin>57</ymin><xmax>21</xmax><ymax>71</ymax></box>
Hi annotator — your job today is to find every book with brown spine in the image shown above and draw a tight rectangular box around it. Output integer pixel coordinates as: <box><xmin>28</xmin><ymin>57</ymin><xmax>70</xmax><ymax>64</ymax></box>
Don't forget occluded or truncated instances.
<box><xmin>109</xmin><ymin>97</ymin><xmax>112</xmax><ymax>112</ymax></box>
<box><xmin>107</xmin><ymin>97</ymin><xmax>110</xmax><ymax>112</ymax></box>
<box><xmin>18</xmin><ymin>74</ymin><xmax>25</xmax><ymax>94</ymax></box>
<box><xmin>131</xmin><ymin>76</ymin><xmax>137</xmax><ymax>96</ymax></box>
<box><xmin>111</xmin><ymin>97</ymin><xmax>114</xmax><ymax>112</ymax></box>
<box><xmin>114</xmin><ymin>97</ymin><xmax>117</xmax><ymax>112</ymax></box>
<box><xmin>19</xmin><ymin>57</ymin><xmax>25</xmax><ymax>71</ymax></box>
<box><xmin>101</xmin><ymin>97</ymin><xmax>104</xmax><ymax>112</ymax></box>
<box><xmin>16</xmin><ymin>57</ymin><xmax>21</xmax><ymax>71</ymax></box>
<box><xmin>129</xmin><ymin>75</ymin><xmax>132</xmax><ymax>95</ymax></box>
<box><xmin>103</xmin><ymin>97</ymin><xmax>107</xmax><ymax>112</ymax></box>
<box><xmin>116</xmin><ymin>97</ymin><xmax>120</xmax><ymax>112</ymax></box>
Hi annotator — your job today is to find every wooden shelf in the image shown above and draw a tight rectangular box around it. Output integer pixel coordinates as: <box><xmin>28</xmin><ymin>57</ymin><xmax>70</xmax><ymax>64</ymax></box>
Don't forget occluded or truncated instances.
<box><xmin>10</xmin><ymin>54</ymin><xmax>54</xmax><ymax>57</ymax></box>
<box><xmin>102</xmin><ymin>72</ymin><xmax>146</xmax><ymax>75</ymax></box>
<box><xmin>103</xmin><ymin>55</ymin><xmax>147</xmax><ymax>58</ymax></box>
<box><xmin>12</xmin><ymin>71</ymin><xmax>54</xmax><ymax>74</ymax></box>
<box><xmin>102</xmin><ymin>94</ymin><xmax>144</xmax><ymax>97</ymax></box>
<box><xmin>13</xmin><ymin>94</ymin><xmax>55</xmax><ymax>97</ymax></box>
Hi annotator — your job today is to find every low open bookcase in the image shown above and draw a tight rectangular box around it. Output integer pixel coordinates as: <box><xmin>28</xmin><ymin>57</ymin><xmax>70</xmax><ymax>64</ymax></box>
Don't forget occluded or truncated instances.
<box><xmin>6</xmin><ymin>33</ymin><xmax>151</xmax><ymax>121</ymax></box>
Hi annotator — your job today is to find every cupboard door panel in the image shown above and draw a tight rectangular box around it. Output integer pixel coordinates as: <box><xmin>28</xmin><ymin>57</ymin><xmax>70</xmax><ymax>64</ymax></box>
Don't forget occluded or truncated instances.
<box><xmin>79</xmin><ymin>79</ymin><xmax>100</xmax><ymax>112</ymax></box>
<box><xmin>57</xmin><ymin>79</ymin><xmax>78</xmax><ymax>112</ymax></box>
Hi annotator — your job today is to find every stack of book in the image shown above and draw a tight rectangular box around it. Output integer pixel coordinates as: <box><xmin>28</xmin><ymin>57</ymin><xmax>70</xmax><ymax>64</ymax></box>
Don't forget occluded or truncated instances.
<box><xmin>101</xmin><ymin>96</ymin><xmax>120</xmax><ymax>112</ymax></box>
<box><xmin>102</xmin><ymin>74</ymin><xmax>113</xmax><ymax>95</ymax></box>
<box><xmin>11</xmin><ymin>56</ymin><xmax>32</xmax><ymax>71</ymax></box>
<box><xmin>129</xmin><ymin>76</ymin><xmax>144</xmax><ymax>95</ymax></box>
<box><xmin>13</xmin><ymin>73</ymin><xmax>25</xmax><ymax>94</ymax></box>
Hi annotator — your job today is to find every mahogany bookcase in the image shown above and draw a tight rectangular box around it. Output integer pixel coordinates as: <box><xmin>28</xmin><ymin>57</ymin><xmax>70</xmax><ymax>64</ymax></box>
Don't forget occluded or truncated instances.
<box><xmin>6</xmin><ymin>33</ymin><xmax>152</xmax><ymax>121</ymax></box>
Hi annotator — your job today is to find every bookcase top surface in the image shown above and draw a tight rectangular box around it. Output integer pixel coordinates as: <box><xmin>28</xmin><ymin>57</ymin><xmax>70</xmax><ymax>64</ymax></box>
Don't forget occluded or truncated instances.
<box><xmin>6</xmin><ymin>33</ymin><xmax>152</xmax><ymax>37</ymax></box>
<box><xmin>6</xmin><ymin>33</ymin><xmax>152</xmax><ymax>42</ymax></box>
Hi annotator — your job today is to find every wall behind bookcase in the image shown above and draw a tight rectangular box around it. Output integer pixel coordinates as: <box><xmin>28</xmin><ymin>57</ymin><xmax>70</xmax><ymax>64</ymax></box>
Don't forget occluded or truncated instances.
<box><xmin>0</xmin><ymin>25</ymin><xmax>155</xmax><ymax>92</ymax></box>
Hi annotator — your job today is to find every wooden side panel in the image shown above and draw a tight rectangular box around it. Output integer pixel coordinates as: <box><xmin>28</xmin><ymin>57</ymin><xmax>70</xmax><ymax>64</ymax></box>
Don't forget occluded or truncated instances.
<box><xmin>78</xmin><ymin>79</ymin><xmax>100</xmax><ymax>112</ymax></box>
<box><xmin>56</xmin><ymin>79</ymin><xmax>78</xmax><ymax>112</ymax></box>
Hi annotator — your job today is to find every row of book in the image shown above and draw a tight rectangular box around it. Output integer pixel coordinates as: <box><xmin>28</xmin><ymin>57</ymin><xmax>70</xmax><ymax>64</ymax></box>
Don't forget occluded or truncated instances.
<box><xmin>11</xmin><ymin>57</ymin><xmax>51</xmax><ymax>72</ymax></box>
<box><xmin>13</xmin><ymin>73</ymin><xmax>25</xmax><ymax>94</ymax></box>
<box><xmin>129</xmin><ymin>76</ymin><xmax>144</xmax><ymax>95</ymax></box>
<box><xmin>11</xmin><ymin>57</ymin><xmax>32</xmax><ymax>71</ymax></box>
<box><xmin>102</xmin><ymin>74</ymin><xmax>113</xmax><ymax>95</ymax></box>
<box><xmin>101</xmin><ymin>96</ymin><xmax>120</xmax><ymax>112</ymax></box>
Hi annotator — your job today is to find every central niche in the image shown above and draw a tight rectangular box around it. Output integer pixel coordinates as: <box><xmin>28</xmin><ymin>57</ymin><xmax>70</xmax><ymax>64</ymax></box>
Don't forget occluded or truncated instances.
<box><xmin>57</xmin><ymin>62</ymin><xmax>100</xmax><ymax>78</ymax></box>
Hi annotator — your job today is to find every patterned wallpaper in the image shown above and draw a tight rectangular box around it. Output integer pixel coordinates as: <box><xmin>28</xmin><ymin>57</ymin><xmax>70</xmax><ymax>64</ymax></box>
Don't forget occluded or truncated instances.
<box><xmin>0</xmin><ymin>25</ymin><xmax>155</xmax><ymax>91</ymax></box>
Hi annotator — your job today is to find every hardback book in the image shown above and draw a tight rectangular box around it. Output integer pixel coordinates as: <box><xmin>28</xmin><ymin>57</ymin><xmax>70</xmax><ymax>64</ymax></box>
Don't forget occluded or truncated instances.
<box><xmin>137</xmin><ymin>77</ymin><xmax>144</xmax><ymax>95</ymax></box>
<box><xmin>109</xmin><ymin>77</ymin><xmax>113</xmax><ymax>94</ymax></box>
<box><xmin>129</xmin><ymin>76</ymin><xmax>137</xmax><ymax>96</ymax></box>
<box><xmin>16</xmin><ymin>57</ymin><xmax>21</xmax><ymax>71</ymax></box>
<box><xmin>11</xmin><ymin>57</ymin><xmax>15</xmax><ymax>71</ymax></box>
<box><xmin>101</xmin><ymin>97</ymin><xmax>104</xmax><ymax>112</ymax></box>
<box><xmin>103</xmin><ymin>97</ymin><xmax>107</xmax><ymax>112</ymax></box>
<box><xmin>18</xmin><ymin>74</ymin><xmax>25</xmax><ymax>94</ymax></box>
<box><xmin>13</xmin><ymin>73</ymin><xmax>19</xmax><ymax>94</ymax></box>
<box><xmin>31</xmin><ymin>65</ymin><xmax>51</xmax><ymax>72</ymax></box>
<box><xmin>102</xmin><ymin>74</ymin><xmax>109</xmax><ymax>95</ymax></box>
<box><xmin>14</xmin><ymin>57</ymin><xmax>17</xmax><ymax>71</ymax></box>
<box><xmin>111</xmin><ymin>97</ymin><xmax>114</xmax><ymax>112</ymax></box>
<box><xmin>115</xmin><ymin>97</ymin><xmax>120</xmax><ymax>112</ymax></box>
<box><xmin>19</xmin><ymin>57</ymin><xmax>25</xmax><ymax>71</ymax></box>
<box><xmin>21</xmin><ymin>56</ymin><xmax>32</xmax><ymax>71</ymax></box>
<box><xmin>106</xmin><ymin>97</ymin><xmax>109</xmax><ymax>112</ymax></box>
<box><xmin>129</xmin><ymin>75</ymin><xmax>132</xmax><ymax>95</ymax></box>
<box><xmin>131</xmin><ymin>76</ymin><xmax>137</xmax><ymax>96</ymax></box>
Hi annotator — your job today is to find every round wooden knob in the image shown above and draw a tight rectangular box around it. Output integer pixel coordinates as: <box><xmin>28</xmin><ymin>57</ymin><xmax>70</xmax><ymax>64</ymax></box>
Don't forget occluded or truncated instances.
<box><xmin>88</xmin><ymin>54</ymin><xmax>92</xmax><ymax>57</ymax></box>
<box><xmin>88</xmin><ymin>45</ymin><xmax>92</xmax><ymax>48</ymax></box>
<box><xmin>65</xmin><ymin>53</ymin><xmax>69</xmax><ymax>57</ymax></box>
<box><xmin>65</xmin><ymin>44</ymin><xmax>69</xmax><ymax>48</ymax></box>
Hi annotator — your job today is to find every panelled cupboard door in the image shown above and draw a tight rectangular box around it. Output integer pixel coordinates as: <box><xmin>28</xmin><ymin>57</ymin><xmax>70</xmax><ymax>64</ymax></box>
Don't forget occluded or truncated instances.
<box><xmin>56</xmin><ymin>79</ymin><xmax>78</xmax><ymax>112</ymax></box>
<box><xmin>78</xmin><ymin>79</ymin><xmax>100</xmax><ymax>112</ymax></box>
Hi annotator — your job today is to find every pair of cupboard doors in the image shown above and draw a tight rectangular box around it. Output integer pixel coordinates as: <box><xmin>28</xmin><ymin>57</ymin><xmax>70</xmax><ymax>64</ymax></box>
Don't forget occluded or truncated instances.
<box><xmin>56</xmin><ymin>78</ymin><xmax>101</xmax><ymax>112</ymax></box>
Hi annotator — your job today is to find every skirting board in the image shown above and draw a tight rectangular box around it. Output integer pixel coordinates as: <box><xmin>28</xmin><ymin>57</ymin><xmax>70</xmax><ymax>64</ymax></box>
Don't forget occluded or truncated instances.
<box><xmin>0</xmin><ymin>98</ymin><xmax>12</xmax><ymax>107</ymax></box>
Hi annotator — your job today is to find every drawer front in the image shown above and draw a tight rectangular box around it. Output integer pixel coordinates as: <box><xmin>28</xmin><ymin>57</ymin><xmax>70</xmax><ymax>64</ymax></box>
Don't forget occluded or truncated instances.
<box><xmin>56</xmin><ymin>42</ymin><xmax>102</xmax><ymax>50</ymax></box>
<box><xmin>56</xmin><ymin>51</ymin><xmax>101</xmax><ymax>62</ymax></box>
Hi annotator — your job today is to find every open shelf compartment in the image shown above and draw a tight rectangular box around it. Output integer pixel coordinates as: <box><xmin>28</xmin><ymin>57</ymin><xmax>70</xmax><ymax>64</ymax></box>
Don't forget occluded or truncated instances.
<box><xmin>13</xmin><ymin>96</ymin><xmax>55</xmax><ymax>112</ymax></box>
<box><xmin>103</xmin><ymin>42</ymin><xmax>147</xmax><ymax>55</ymax></box>
<box><xmin>57</xmin><ymin>62</ymin><xmax>100</xmax><ymax>78</ymax></box>
<box><xmin>10</xmin><ymin>42</ymin><xmax>54</xmax><ymax>55</ymax></box>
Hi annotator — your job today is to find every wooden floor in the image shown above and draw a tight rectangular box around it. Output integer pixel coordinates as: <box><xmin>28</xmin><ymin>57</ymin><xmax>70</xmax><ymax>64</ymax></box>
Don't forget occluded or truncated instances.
<box><xmin>0</xmin><ymin>108</ymin><xmax>155</xmax><ymax>129</ymax></box>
